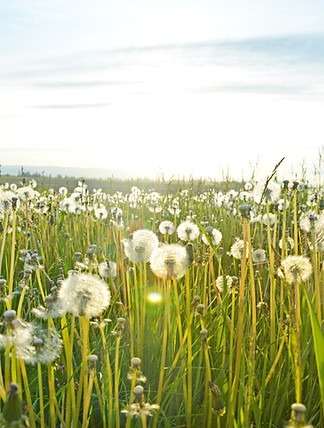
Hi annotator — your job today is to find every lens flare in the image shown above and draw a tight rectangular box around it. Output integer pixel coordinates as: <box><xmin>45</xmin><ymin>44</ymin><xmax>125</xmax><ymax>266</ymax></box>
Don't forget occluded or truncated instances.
<box><xmin>146</xmin><ymin>290</ymin><xmax>163</xmax><ymax>305</ymax></box>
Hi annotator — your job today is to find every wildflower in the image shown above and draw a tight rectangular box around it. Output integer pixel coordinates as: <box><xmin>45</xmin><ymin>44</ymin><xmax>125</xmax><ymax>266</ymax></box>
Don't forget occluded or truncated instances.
<box><xmin>94</xmin><ymin>204</ymin><xmax>108</xmax><ymax>219</ymax></box>
<box><xmin>284</xmin><ymin>403</ymin><xmax>314</xmax><ymax>427</ymax></box>
<box><xmin>58</xmin><ymin>186</ymin><xmax>68</xmax><ymax>196</ymax></box>
<box><xmin>98</xmin><ymin>260</ymin><xmax>117</xmax><ymax>279</ymax></box>
<box><xmin>196</xmin><ymin>303</ymin><xmax>205</xmax><ymax>316</ymax></box>
<box><xmin>16</xmin><ymin>326</ymin><xmax>62</xmax><ymax>365</ymax></box>
<box><xmin>252</xmin><ymin>249</ymin><xmax>267</xmax><ymax>264</ymax></box>
<box><xmin>1</xmin><ymin>383</ymin><xmax>22</xmax><ymax>424</ymax></box>
<box><xmin>121</xmin><ymin>385</ymin><xmax>159</xmax><ymax>418</ymax></box>
<box><xmin>253</xmin><ymin>181</ymin><xmax>281</xmax><ymax>204</ymax></box>
<box><xmin>57</xmin><ymin>273</ymin><xmax>111</xmax><ymax>318</ymax></box>
<box><xmin>281</xmin><ymin>256</ymin><xmax>312</xmax><ymax>284</ymax></box>
<box><xmin>215</xmin><ymin>275</ymin><xmax>236</xmax><ymax>293</ymax></box>
<box><xmin>0</xmin><ymin>192</ymin><xmax>15</xmax><ymax>214</ymax></box>
<box><xmin>202</xmin><ymin>227</ymin><xmax>222</xmax><ymax>246</ymax></box>
<box><xmin>112</xmin><ymin>317</ymin><xmax>126</xmax><ymax>337</ymax></box>
<box><xmin>122</xmin><ymin>230</ymin><xmax>159</xmax><ymax>263</ymax></box>
<box><xmin>87</xmin><ymin>354</ymin><xmax>98</xmax><ymax>370</ymax></box>
<box><xmin>299</xmin><ymin>211</ymin><xmax>324</xmax><ymax>233</ymax></box>
<box><xmin>59</xmin><ymin>197</ymin><xmax>76</xmax><ymax>213</ymax></box>
<box><xmin>200</xmin><ymin>329</ymin><xmax>209</xmax><ymax>349</ymax></box>
<box><xmin>209</xmin><ymin>382</ymin><xmax>226</xmax><ymax>417</ymax></box>
<box><xmin>279</xmin><ymin>236</ymin><xmax>295</xmax><ymax>251</ymax></box>
<box><xmin>150</xmin><ymin>244</ymin><xmax>190</xmax><ymax>280</ymax></box>
<box><xmin>158</xmin><ymin>220</ymin><xmax>175</xmax><ymax>235</ymax></box>
<box><xmin>177</xmin><ymin>221</ymin><xmax>200</xmax><ymax>241</ymax></box>
<box><xmin>229</xmin><ymin>238</ymin><xmax>249</xmax><ymax>260</ymax></box>
<box><xmin>238</xmin><ymin>205</ymin><xmax>251</xmax><ymax>219</ymax></box>
<box><xmin>16</xmin><ymin>186</ymin><xmax>35</xmax><ymax>201</ymax></box>
<box><xmin>278</xmin><ymin>198</ymin><xmax>289</xmax><ymax>211</ymax></box>
<box><xmin>127</xmin><ymin>357</ymin><xmax>147</xmax><ymax>383</ymax></box>
<box><xmin>262</xmin><ymin>213</ymin><xmax>276</xmax><ymax>227</ymax></box>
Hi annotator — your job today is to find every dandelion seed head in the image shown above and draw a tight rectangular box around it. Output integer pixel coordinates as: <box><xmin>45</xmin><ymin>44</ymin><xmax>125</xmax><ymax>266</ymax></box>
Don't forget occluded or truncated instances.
<box><xmin>252</xmin><ymin>249</ymin><xmax>267</xmax><ymax>264</ymax></box>
<box><xmin>215</xmin><ymin>275</ymin><xmax>235</xmax><ymax>293</ymax></box>
<box><xmin>262</xmin><ymin>213</ymin><xmax>276</xmax><ymax>227</ymax></box>
<box><xmin>16</xmin><ymin>186</ymin><xmax>35</xmax><ymax>201</ymax></box>
<box><xmin>229</xmin><ymin>239</ymin><xmax>249</xmax><ymax>260</ymax></box>
<box><xmin>158</xmin><ymin>220</ymin><xmax>175</xmax><ymax>235</ymax></box>
<box><xmin>150</xmin><ymin>244</ymin><xmax>190</xmax><ymax>280</ymax></box>
<box><xmin>94</xmin><ymin>204</ymin><xmax>108</xmax><ymax>219</ymax></box>
<box><xmin>57</xmin><ymin>273</ymin><xmax>111</xmax><ymax>318</ymax></box>
<box><xmin>122</xmin><ymin>229</ymin><xmax>158</xmax><ymax>263</ymax></box>
<box><xmin>253</xmin><ymin>181</ymin><xmax>281</xmax><ymax>204</ymax></box>
<box><xmin>177</xmin><ymin>221</ymin><xmax>200</xmax><ymax>241</ymax></box>
<box><xmin>202</xmin><ymin>228</ymin><xmax>222</xmax><ymax>246</ymax></box>
<box><xmin>98</xmin><ymin>261</ymin><xmax>117</xmax><ymax>279</ymax></box>
<box><xmin>281</xmin><ymin>256</ymin><xmax>312</xmax><ymax>284</ymax></box>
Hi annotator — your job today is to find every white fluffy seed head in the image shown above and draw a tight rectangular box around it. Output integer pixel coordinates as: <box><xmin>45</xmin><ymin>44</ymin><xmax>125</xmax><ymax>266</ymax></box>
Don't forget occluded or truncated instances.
<box><xmin>281</xmin><ymin>256</ymin><xmax>312</xmax><ymax>285</ymax></box>
<box><xmin>150</xmin><ymin>244</ymin><xmax>190</xmax><ymax>280</ymax></box>
<box><xmin>98</xmin><ymin>261</ymin><xmax>117</xmax><ymax>279</ymax></box>
<box><xmin>202</xmin><ymin>228</ymin><xmax>222</xmax><ymax>246</ymax></box>
<box><xmin>122</xmin><ymin>229</ymin><xmax>159</xmax><ymax>263</ymax></box>
<box><xmin>177</xmin><ymin>221</ymin><xmax>200</xmax><ymax>241</ymax></box>
<box><xmin>57</xmin><ymin>273</ymin><xmax>111</xmax><ymax>318</ymax></box>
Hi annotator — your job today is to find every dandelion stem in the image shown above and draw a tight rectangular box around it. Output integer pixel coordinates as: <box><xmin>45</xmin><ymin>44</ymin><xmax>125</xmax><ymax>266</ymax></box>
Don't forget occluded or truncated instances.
<box><xmin>8</xmin><ymin>209</ymin><xmax>17</xmax><ymax>310</ymax></box>
<box><xmin>114</xmin><ymin>335</ymin><xmax>121</xmax><ymax>428</ymax></box>
<box><xmin>0</xmin><ymin>213</ymin><xmax>9</xmax><ymax>276</ymax></box>
<box><xmin>37</xmin><ymin>363</ymin><xmax>45</xmax><ymax>428</ymax></box>
<box><xmin>152</xmin><ymin>280</ymin><xmax>170</xmax><ymax>428</ymax></box>
<box><xmin>19</xmin><ymin>360</ymin><xmax>36</xmax><ymax>428</ymax></box>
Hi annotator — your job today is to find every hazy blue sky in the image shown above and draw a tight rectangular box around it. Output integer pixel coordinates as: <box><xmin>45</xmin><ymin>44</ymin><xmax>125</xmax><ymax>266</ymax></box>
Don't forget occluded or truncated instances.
<box><xmin>1</xmin><ymin>0</ymin><xmax>324</xmax><ymax>180</ymax></box>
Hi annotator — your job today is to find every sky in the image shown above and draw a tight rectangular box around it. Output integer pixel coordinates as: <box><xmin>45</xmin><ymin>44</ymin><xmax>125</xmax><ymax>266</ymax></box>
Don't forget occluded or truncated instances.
<box><xmin>1</xmin><ymin>0</ymin><xmax>324</xmax><ymax>181</ymax></box>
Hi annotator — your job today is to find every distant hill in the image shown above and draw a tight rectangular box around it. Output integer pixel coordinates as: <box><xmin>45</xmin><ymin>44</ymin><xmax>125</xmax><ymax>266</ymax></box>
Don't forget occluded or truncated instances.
<box><xmin>0</xmin><ymin>165</ymin><xmax>151</xmax><ymax>180</ymax></box>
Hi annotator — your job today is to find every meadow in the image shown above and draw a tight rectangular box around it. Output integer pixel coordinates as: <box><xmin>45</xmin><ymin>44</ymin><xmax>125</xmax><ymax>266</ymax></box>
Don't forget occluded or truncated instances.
<box><xmin>0</xmin><ymin>175</ymin><xmax>323</xmax><ymax>427</ymax></box>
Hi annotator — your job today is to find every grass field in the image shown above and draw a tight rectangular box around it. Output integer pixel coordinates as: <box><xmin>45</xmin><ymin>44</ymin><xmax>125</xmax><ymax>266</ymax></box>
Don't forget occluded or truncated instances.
<box><xmin>0</xmin><ymin>175</ymin><xmax>323</xmax><ymax>427</ymax></box>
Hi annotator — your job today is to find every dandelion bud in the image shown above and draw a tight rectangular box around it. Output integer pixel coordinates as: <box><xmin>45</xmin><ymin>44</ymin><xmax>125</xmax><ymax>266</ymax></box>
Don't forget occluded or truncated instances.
<box><xmin>0</xmin><ymin>278</ymin><xmax>7</xmax><ymax>291</ymax></box>
<box><xmin>50</xmin><ymin>285</ymin><xmax>57</xmax><ymax>294</ymax></box>
<box><xmin>200</xmin><ymin>328</ymin><xmax>208</xmax><ymax>348</ymax></box>
<box><xmin>133</xmin><ymin>385</ymin><xmax>144</xmax><ymax>402</ymax></box>
<box><xmin>74</xmin><ymin>252</ymin><xmax>82</xmax><ymax>261</ymax></box>
<box><xmin>4</xmin><ymin>310</ymin><xmax>16</xmax><ymax>323</ymax></box>
<box><xmin>87</xmin><ymin>248</ymin><xmax>95</xmax><ymax>258</ymax></box>
<box><xmin>2</xmin><ymin>383</ymin><xmax>22</xmax><ymax>423</ymax></box>
<box><xmin>87</xmin><ymin>354</ymin><xmax>98</xmax><ymax>370</ymax></box>
<box><xmin>292</xmin><ymin>181</ymin><xmax>299</xmax><ymax>190</ymax></box>
<box><xmin>11</xmin><ymin>196</ymin><xmax>18</xmax><ymax>210</ymax></box>
<box><xmin>283</xmin><ymin>180</ymin><xmax>289</xmax><ymax>190</ymax></box>
<box><xmin>238</xmin><ymin>205</ymin><xmax>251</xmax><ymax>219</ymax></box>
<box><xmin>209</xmin><ymin>382</ymin><xmax>226</xmax><ymax>417</ymax></box>
<box><xmin>114</xmin><ymin>317</ymin><xmax>126</xmax><ymax>337</ymax></box>
<box><xmin>45</xmin><ymin>295</ymin><xmax>55</xmax><ymax>306</ymax></box>
<box><xmin>186</xmin><ymin>243</ymin><xmax>194</xmax><ymax>264</ymax></box>
<box><xmin>191</xmin><ymin>295</ymin><xmax>200</xmax><ymax>309</ymax></box>
<box><xmin>197</xmin><ymin>303</ymin><xmax>205</xmax><ymax>315</ymax></box>
<box><xmin>131</xmin><ymin>357</ymin><xmax>141</xmax><ymax>369</ymax></box>
<box><xmin>205</xmin><ymin>226</ymin><xmax>213</xmax><ymax>234</ymax></box>
<box><xmin>291</xmin><ymin>403</ymin><xmax>306</xmax><ymax>424</ymax></box>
